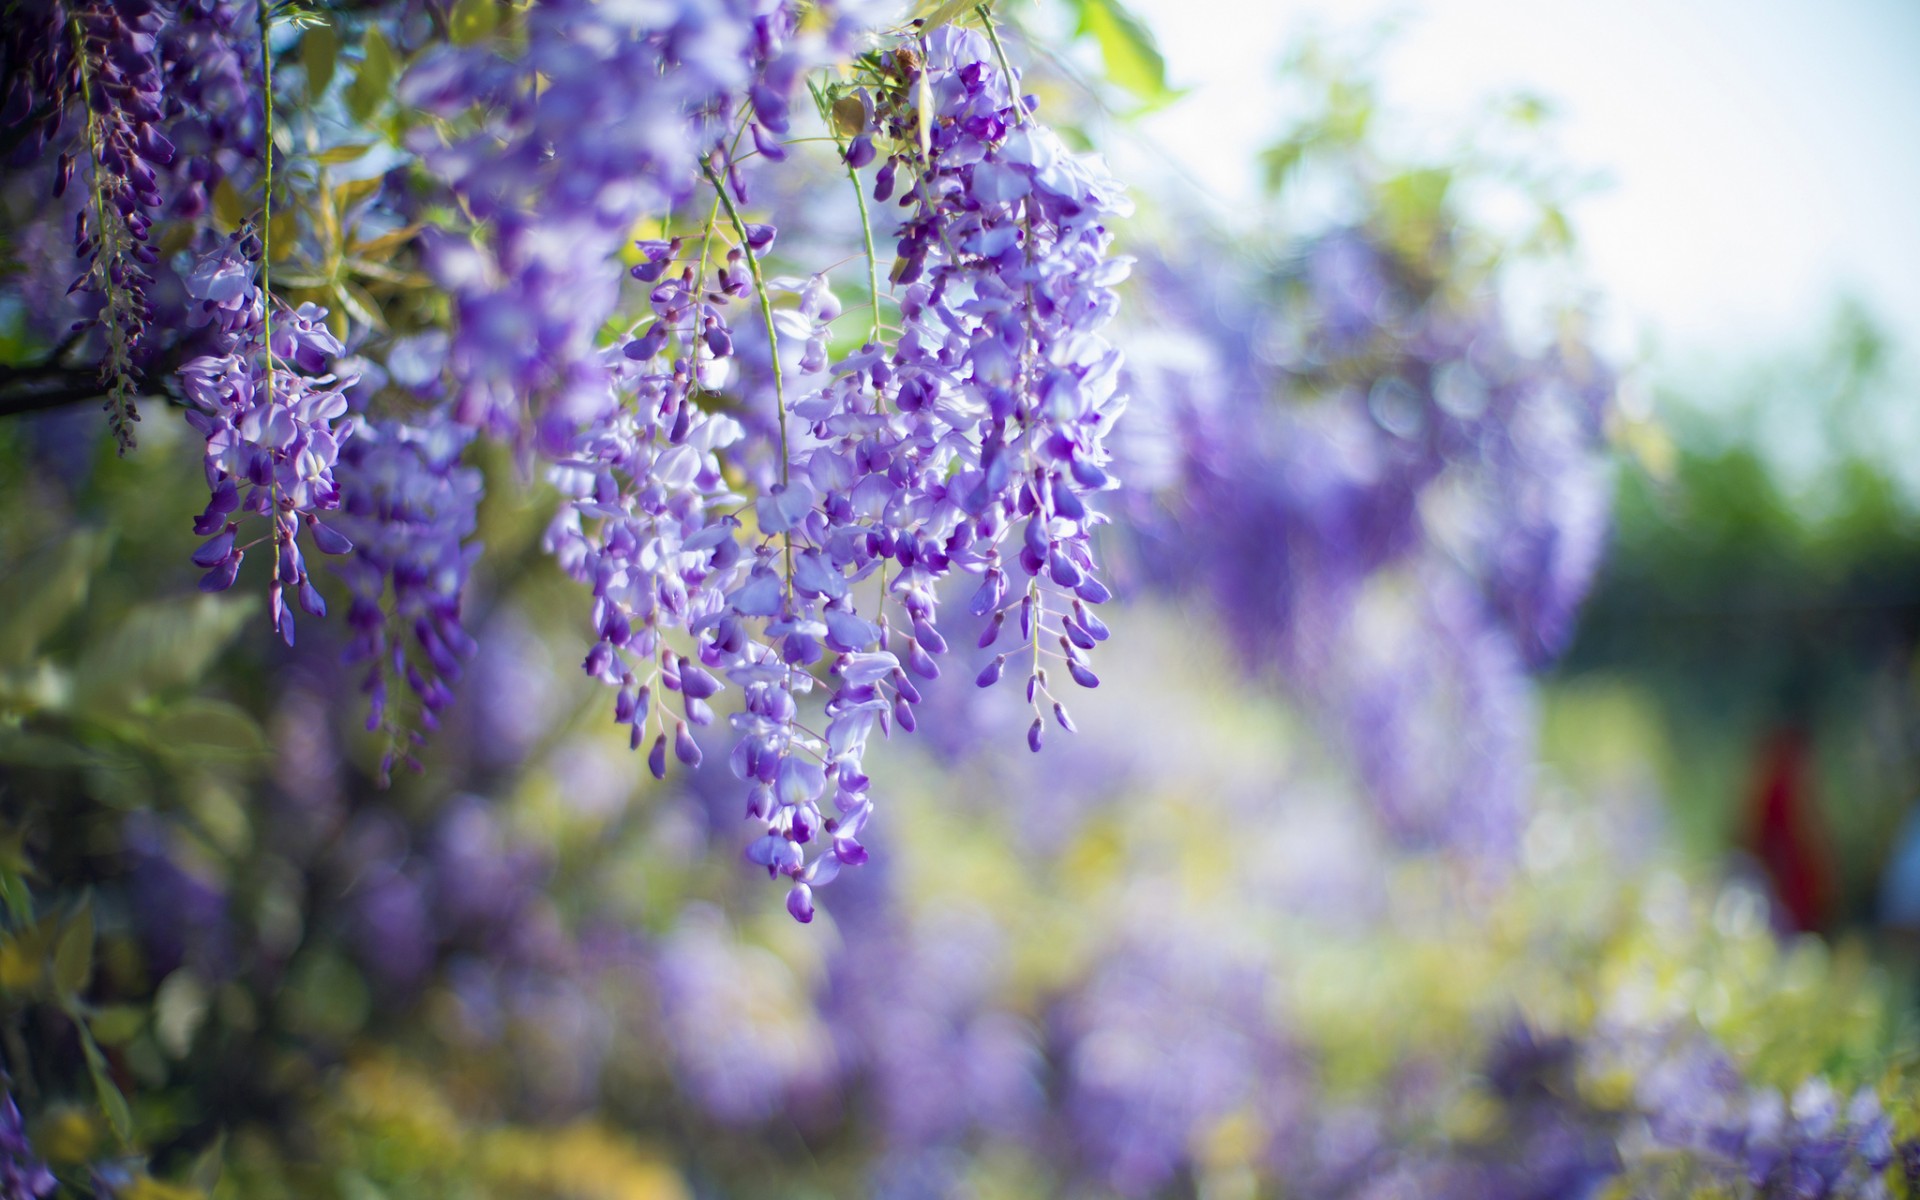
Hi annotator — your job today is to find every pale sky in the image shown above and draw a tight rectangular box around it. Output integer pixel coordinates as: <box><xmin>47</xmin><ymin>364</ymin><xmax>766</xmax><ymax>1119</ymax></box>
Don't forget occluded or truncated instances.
<box><xmin>1121</xmin><ymin>0</ymin><xmax>1920</xmax><ymax>373</ymax></box>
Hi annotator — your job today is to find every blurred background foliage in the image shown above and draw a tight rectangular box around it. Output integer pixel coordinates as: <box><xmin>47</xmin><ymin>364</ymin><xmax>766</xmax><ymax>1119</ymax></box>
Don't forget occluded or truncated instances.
<box><xmin>3</xmin><ymin>2</ymin><xmax>1920</xmax><ymax>1198</ymax></box>
<box><xmin>1559</xmin><ymin>299</ymin><xmax>1920</xmax><ymax>935</ymax></box>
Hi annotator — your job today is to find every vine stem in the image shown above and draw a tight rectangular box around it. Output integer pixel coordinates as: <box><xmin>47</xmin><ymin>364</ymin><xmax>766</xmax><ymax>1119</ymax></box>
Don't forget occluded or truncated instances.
<box><xmin>700</xmin><ymin>155</ymin><xmax>797</xmax><ymax>626</ymax></box>
<box><xmin>976</xmin><ymin>4</ymin><xmax>1049</xmax><ymax>710</ymax></box>
<box><xmin>257</xmin><ymin>0</ymin><xmax>284</xmax><ymax>594</ymax></box>
<box><xmin>700</xmin><ymin>157</ymin><xmax>788</xmax><ymax>487</ymax></box>
<box><xmin>68</xmin><ymin>13</ymin><xmax>138</xmax><ymax>450</ymax></box>
<box><xmin>977</xmin><ymin>5</ymin><xmax>1030</xmax><ymax>126</ymax></box>
<box><xmin>701</xmin><ymin>154</ymin><xmax>808</xmax><ymax>754</ymax></box>
<box><xmin>257</xmin><ymin>0</ymin><xmax>275</xmax><ymax>391</ymax></box>
<box><xmin>851</xmin><ymin>161</ymin><xmax>883</xmax><ymax>346</ymax></box>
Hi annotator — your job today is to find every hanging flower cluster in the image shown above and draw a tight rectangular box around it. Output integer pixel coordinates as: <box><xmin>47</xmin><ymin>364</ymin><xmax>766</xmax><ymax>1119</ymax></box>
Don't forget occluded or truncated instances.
<box><xmin>1</xmin><ymin>1</ymin><xmax>1132</xmax><ymax>922</ymax></box>
<box><xmin>334</xmin><ymin>410</ymin><xmax>483</xmax><ymax>778</ymax></box>
<box><xmin>179</xmin><ymin>233</ymin><xmax>357</xmax><ymax>646</ymax></box>
<box><xmin>1126</xmin><ymin>221</ymin><xmax>1610</xmax><ymax>858</ymax></box>
<box><xmin>389</xmin><ymin>12</ymin><xmax>1133</xmax><ymax>920</ymax></box>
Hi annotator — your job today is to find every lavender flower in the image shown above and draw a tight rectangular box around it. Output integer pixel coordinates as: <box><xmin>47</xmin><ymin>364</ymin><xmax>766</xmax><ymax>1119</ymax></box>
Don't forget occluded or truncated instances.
<box><xmin>1127</xmin><ymin>220</ymin><xmax>1608</xmax><ymax>860</ymax></box>
<box><xmin>333</xmin><ymin>407</ymin><xmax>482</xmax><ymax>769</ymax></box>
<box><xmin>63</xmin><ymin>0</ymin><xmax>176</xmax><ymax>451</ymax></box>
<box><xmin>398</xmin><ymin>0</ymin><xmax>846</xmax><ymax>440</ymax></box>
<box><xmin>178</xmin><ymin>233</ymin><xmax>357</xmax><ymax>646</ymax></box>
<box><xmin>1059</xmin><ymin>928</ymin><xmax>1292</xmax><ymax>1196</ymax></box>
<box><xmin>1636</xmin><ymin>1046</ymin><xmax>1900</xmax><ymax>1200</ymax></box>
<box><xmin>0</xmin><ymin>1090</ymin><xmax>55</xmax><ymax>1200</ymax></box>
<box><xmin>652</xmin><ymin>905</ymin><xmax>838</xmax><ymax>1123</ymax></box>
<box><xmin>156</xmin><ymin>0</ymin><xmax>262</xmax><ymax>221</ymax></box>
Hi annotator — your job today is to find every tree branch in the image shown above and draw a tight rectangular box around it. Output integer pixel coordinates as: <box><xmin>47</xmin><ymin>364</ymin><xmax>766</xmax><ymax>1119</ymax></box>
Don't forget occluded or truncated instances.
<box><xmin>0</xmin><ymin>350</ymin><xmax>180</xmax><ymax>421</ymax></box>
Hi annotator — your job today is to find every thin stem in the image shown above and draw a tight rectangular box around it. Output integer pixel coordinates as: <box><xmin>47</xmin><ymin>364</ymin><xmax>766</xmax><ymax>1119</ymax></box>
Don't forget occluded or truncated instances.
<box><xmin>68</xmin><ymin>13</ymin><xmax>139</xmax><ymax>450</ymax></box>
<box><xmin>846</xmin><ymin>152</ymin><xmax>884</xmax><ymax>347</ymax></box>
<box><xmin>980</xmin><ymin>3</ymin><xmax>1050</xmax><ymax>713</ymax></box>
<box><xmin>257</xmin><ymin>0</ymin><xmax>275</xmax><ymax>388</ymax></box>
<box><xmin>701</xmin><ymin>157</ymin><xmax>787</xmax><ymax>487</ymax></box>
<box><xmin>701</xmin><ymin>154</ymin><xmax>797</xmax><ymax>624</ymax></box>
<box><xmin>257</xmin><ymin>0</ymin><xmax>282</xmax><ymax>591</ymax></box>
<box><xmin>977</xmin><ymin>5</ymin><xmax>1030</xmax><ymax>126</ymax></box>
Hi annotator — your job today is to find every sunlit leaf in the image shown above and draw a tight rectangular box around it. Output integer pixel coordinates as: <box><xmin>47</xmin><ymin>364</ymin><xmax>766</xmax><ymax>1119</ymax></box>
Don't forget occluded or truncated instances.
<box><xmin>52</xmin><ymin>896</ymin><xmax>92</xmax><ymax>997</ymax></box>
<box><xmin>0</xmin><ymin>532</ymin><xmax>105</xmax><ymax>670</ymax></box>
<box><xmin>301</xmin><ymin>17</ymin><xmax>339</xmax><ymax>100</ymax></box>
<box><xmin>211</xmin><ymin>177</ymin><xmax>250</xmax><ymax>231</ymax></box>
<box><xmin>148</xmin><ymin>699</ymin><xmax>269</xmax><ymax>764</ymax></box>
<box><xmin>1073</xmin><ymin>0</ymin><xmax>1183</xmax><ymax>108</ymax></box>
<box><xmin>831</xmin><ymin>95</ymin><xmax>866</xmax><ymax>138</ymax></box>
<box><xmin>345</xmin><ymin>27</ymin><xmax>395</xmax><ymax>123</ymax></box>
<box><xmin>313</xmin><ymin>142</ymin><xmax>375</xmax><ymax>165</ymax></box>
<box><xmin>449</xmin><ymin>0</ymin><xmax>499</xmax><ymax>45</ymax></box>
<box><xmin>333</xmin><ymin>278</ymin><xmax>387</xmax><ymax>332</ymax></box>
<box><xmin>155</xmin><ymin>968</ymin><xmax>209</xmax><ymax>1059</ymax></box>
<box><xmin>71</xmin><ymin>594</ymin><xmax>257</xmax><ymax>715</ymax></box>
<box><xmin>333</xmin><ymin>175</ymin><xmax>385</xmax><ymax>214</ymax></box>
<box><xmin>88</xmin><ymin>1005</ymin><xmax>148</xmax><ymax>1046</ymax></box>
<box><xmin>78</xmin><ymin>1022</ymin><xmax>133</xmax><ymax>1143</ymax></box>
<box><xmin>915</xmin><ymin>0</ymin><xmax>976</xmax><ymax>31</ymax></box>
<box><xmin>268</xmin><ymin>209</ymin><xmax>298</xmax><ymax>261</ymax></box>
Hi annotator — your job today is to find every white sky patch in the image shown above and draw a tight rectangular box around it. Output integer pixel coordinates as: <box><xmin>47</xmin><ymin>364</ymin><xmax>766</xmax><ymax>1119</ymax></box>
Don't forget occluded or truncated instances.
<box><xmin>1121</xmin><ymin>0</ymin><xmax>1920</xmax><ymax>373</ymax></box>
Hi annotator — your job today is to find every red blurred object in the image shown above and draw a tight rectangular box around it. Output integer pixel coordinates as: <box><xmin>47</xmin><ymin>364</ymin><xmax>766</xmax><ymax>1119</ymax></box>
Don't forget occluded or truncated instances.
<box><xmin>1747</xmin><ymin>727</ymin><xmax>1835</xmax><ymax>931</ymax></box>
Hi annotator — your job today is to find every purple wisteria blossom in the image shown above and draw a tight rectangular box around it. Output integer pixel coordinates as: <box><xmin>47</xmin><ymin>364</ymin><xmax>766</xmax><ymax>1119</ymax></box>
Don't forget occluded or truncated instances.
<box><xmin>397</xmin><ymin>0</ymin><xmax>848</xmax><ymax>441</ymax></box>
<box><xmin>333</xmin><ymin>408</ymin><xmax>483</xmax><ymax>770</ymax></box>
<box><xmin>532</xmin><ymin>20</ymin><xmax>1133</xmax><ymax>919</ymax></box>
<box><xmin>1127</xmin><ymin>222</ymin><xmax>1609</xmax><ymax>859</ymax></box>
<box><xmin>0</xmin><ymin>1090</ymin><xmax>55</xmax><ymax>1200</ymax></box>
<box><xmin>59</xmin><ymin>0</ymin><xmax>176</xmax><ymax>450</ymax></box>
<box><xmin>179</xmin><ymin>234</ymin><xmax>357</xmax><ymax>645</ymax></box>
<box><xmin>156</xmin><ymin>0</ymin><xmax>261</xmax><ymax>221</ymax></box>
<box><xmin>1064</xmin><ymin>943</ymin><xmax>1292</xmax><ymax>1195</ymax></box>
<box><xmin>652</xmin><ymin>905</ymin><xmax>838</xmax><ymax>1123</ymax></box>
<box><xmin>1631</xmin><ymin>1036</ymin><xmax>1900</xmax><ymax>1199</ymax></box>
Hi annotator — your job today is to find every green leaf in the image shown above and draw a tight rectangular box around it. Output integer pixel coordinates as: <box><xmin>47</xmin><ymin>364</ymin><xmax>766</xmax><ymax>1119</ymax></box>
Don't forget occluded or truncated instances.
<box><xmin>449</xmin><ymin>0</ymin><xmax>499</xmax><ymax>46</ymax></box>
<box><xmin>831</xmin><ymin>95</ymin><xmax>866</xmax><ymax>139</ymax></box>
<box><xmin>0</xmin><ymin>913</ymin><xmax>55</xmax><ymax>995</ymax></box>
<box><xmin>0</xmin><ymin>731</ymin><xmax>96</xmax><ymax>771</ymax></box>
<box><xmin>345</xmin><ymin>27</ymin><xmax>395</xmax><ymax>123</ymax></box>
<box><xmin>87</xmin><ymin>1004</ymin><xmax>148</xmax><ymax>1046</ymax></box>
<box><xmin>916</xmin><ymin>0</ymin><xmax>978</xmax><ymax>31</ymax></box>
<box><xmin>1073</xmin><ymin>0</ymin><xmax>1182</xmax><ymax>108</ymax></box>
<box><xmin>333</xmin><ymin>175</ymin><xmax>385</xmax><ymax>215</ymax></box>
<box><xmin>78</xmin><ymin>1022</ymin><xmax>133</xmax><ymax>1143</ymax></box>
<box><xmin>53</xmin><ymin>897</ymin><xmax>93</xmax><ymax>997</ymax></box>
<box><xmin>71</xmin><ymin>594</ymin><xmax>257</xmax><ymax>715</ymax></box>
<box><xmin>187</xmin><ymin>1131</ymin><xmax>227</xmax><ymax>1195</ymax></box>
<box><xmin>278</xmin><ymin>950</ymin><xmax>370</xmax><ymax>1042</ymax></box>
<box><xmin>1259</xmin><ymin>135</ymin><xmax>1309</xmax><ymax>195</ymax></box>
<box><xmin>270</xmin><ymin>0</ymin><xmax>328</xmax><ymax>29</ymax></box>
<box><xmin>154</xmin><ymin>968</ymin><xmax>209</xmax><ymax>1059</ymax></box>
<box><xmin>0</xmin><ymin>873</ymin><xmax>30</xmax><ymax>927</ymax></box>
<box><xmin>211</xmin><ymin>177</ymin><xmax>250</xmax><ymax>232</ymax></box>
<box><xmin>301</xmin><ymin>18</ymin><xmax>339</xmax><ymax>100</ymax></box>
<box><xmin>312</xmin><ymin>142</ymin><xmax>374</xmax><ymax>165</ymax></box>
<box><xmin>0</xmin><ymin>532</ymin><xmax>106</xmax><ymax>670</ymax></box>
<box><xmin>332</xmin><ymin>278</ymin><xmax>387</xmax><ymax>332</ymax></box>
<box><xmin>147</xmin><ymin>699</ymin><xmax>269</xmax><ymax>764</ymax></box>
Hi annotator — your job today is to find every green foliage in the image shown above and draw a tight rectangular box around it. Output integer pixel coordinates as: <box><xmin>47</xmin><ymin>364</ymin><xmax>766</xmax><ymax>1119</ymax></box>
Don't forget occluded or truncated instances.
<box><xmin>0</xmin><ymin>531</ymin><xmax>110</xmax><ymax>673</ymax></box>
<box><xmin>344</xmin><ymin>26</ymin><xmax>394</xmax><ymax>124</ymax></box>
<box><xmin>1560</xmin><ymin>305</ymin><xmax>1920</xmax><ymax>912</ymax></box>
<box><xmin>448</xmin><ymin>0</ymin><xmax>499</xmax><ymax>47</ymax></box>
<box><xmin>1069</xmin><ymin>0</ymin><xmax>1183</xmax><ymax>110</ymax></box>
<box><xmin>300</xmin><ymin>16</ymin><xmax>339</xmax><ymax>100</ymax></box>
